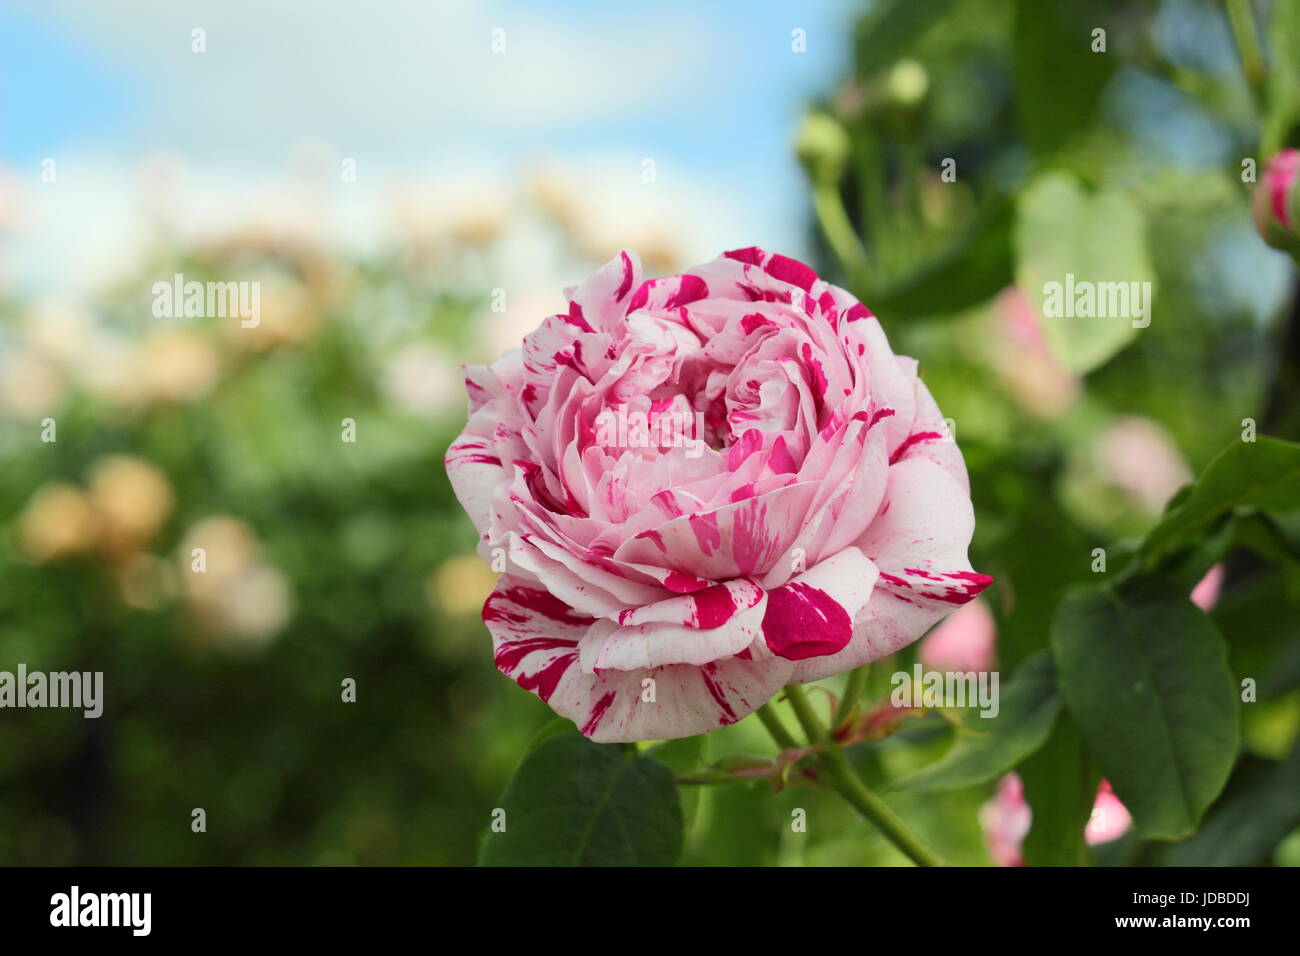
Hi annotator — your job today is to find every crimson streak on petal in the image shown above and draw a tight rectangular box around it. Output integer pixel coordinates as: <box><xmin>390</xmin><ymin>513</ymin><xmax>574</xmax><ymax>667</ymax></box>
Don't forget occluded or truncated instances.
<box><xmin>761</xmin><ymin>582</ymin><xmax>853</xmax><ymax>661</ymax></box>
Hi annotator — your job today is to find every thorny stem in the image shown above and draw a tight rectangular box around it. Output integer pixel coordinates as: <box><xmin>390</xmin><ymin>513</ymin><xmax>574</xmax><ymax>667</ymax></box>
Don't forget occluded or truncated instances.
<box><xmin>778</xmin><ymin>684</ymin><xmax>948</xmax><ymax>867</ymax></box>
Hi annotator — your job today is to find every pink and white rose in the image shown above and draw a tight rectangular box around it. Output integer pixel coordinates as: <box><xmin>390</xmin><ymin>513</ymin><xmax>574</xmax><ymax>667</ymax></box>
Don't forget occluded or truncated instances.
<box><xmin>446</xmin><ymin>248</ymin><xmax>990</xmax><ymax>741</ymax></box>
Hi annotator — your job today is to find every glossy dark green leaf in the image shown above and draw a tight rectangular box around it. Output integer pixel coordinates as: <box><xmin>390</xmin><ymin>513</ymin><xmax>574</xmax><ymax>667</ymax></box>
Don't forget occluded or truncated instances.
<box><xmin>479</xmin><ymin>732</ymin><xmax>683</xmax><ymax>866</ymax></box>
<box><xmin>1163</xmin><ymin>743</ymin><xmax>1300</xmax><ymax>866</ymax></box>
<box><xmin>1141</xmin><ymin>437</ymin><xmax>1300</xmax><ymax>570</ymax></box>
<box><xmin>893</xmin><ymin>652</ymin><xmax>1061</xmax><ymax>792</ymax></box>
<box><xmin>1051</xmin><ymin>585</ymin><xmax>1239</xmax><ymax>840</ymax></box>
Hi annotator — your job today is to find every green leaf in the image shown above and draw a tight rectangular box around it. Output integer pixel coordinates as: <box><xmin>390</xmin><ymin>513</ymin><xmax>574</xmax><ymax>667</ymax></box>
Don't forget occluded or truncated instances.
<box><xmin>524</xmin><ymin>716</ymin><xmax>581</xmax><ymax>755</ymax></box>
<box><xmin>1141</xmin><ymin>437</ymin><xmax>1300</xmax><ymax>571</ymax></box>
<box><xmin>854</xmin><ymin>0</ymin><xmax>956</xmax><ymax>80</ymax></box>
<box><xmin>1013</xmin><ymin>0</ymin><xmax>1118</xmax><ymax>155</ymax></box>
<box><xmin>479</xmin><ymin>732</ymin><xmax>683</xmax><ymax>866</ymax></box>
<box><xmin>1018</xmin><ymin>713</ymin><xmax>1098</xmax><ymax>866</ymax></box>
<box><xmin>872</xmin><ymin>196</ymin><xmax>1014</xmax><ymax>321</ymax></box>
<box><xmin>1162</xmin><ymin>743</ymin><xmax>1300</xmax><ymax>866</ymax></box>
<box><xmin>893</xmin><ymin>652</ymin><xmax>1061</xmax><ymax>792</ymax></box>
<box><xmin>1051</xmin><ymin>585</ymin><xmax>1239</xmax><ymax>840</ymax></box>
<box><xmin>1015</xmin><ymin>172</ymin><xmax>1155</xmax><ymax>374</ymax></box>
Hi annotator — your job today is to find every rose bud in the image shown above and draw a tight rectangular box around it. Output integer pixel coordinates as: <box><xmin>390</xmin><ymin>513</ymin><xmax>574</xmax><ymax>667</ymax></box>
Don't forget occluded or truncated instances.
<box><xmin>795</xmin><ymin>112</ymin><xmax>851</xmax><ymax>185</ymax></box>
<box><xmin>1254</xmin><ymin>148</ymin><xmax>1300</xmax><ymax>250</ymax></box>
<box><xmin>446</xmin><ymin>248</ymin><xmax>991</xmax><ymax>741</ymax></box>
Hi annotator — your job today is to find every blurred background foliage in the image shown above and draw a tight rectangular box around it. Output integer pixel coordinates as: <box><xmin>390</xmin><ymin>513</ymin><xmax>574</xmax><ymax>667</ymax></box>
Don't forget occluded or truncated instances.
<box><xmin>2</xmin><ymin>0</ymin><xmax>1300</xmax><ymax>866</ymax></box>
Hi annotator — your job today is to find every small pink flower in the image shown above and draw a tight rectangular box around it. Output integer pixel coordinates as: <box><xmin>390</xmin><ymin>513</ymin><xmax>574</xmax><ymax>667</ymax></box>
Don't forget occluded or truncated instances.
<box><xmin>1190</xmin><ymin>563</ymin><xmax>1225</xmax><ymax>613</ymax></box>
<box><xmin>982</xmin><ymin>773</ymin><xmax>1131</xmax><ymax>866</ymax></box>
<box><xmin>980</xmin><ymin>774</ymin><xmax>1033</xmax><ymax>866</ymax></box>
<box><xmin>994</xmin><ymin>287</ymin><xmax>1079</xmax><ymax>419</ymax></box>
<box><xmin>446</xmin><ymin>249</ymin><xmax>990</xmax><ymax>741</ymax></box>
<box><xmin>918</xmin><ymin>598</ymin><xmax>996</xmax><ymax>673</ymax></box>
<box><xmin>1086</xmin><ymin>779</ymin><xmax>1133</xmax><ymax>845</ymax></box>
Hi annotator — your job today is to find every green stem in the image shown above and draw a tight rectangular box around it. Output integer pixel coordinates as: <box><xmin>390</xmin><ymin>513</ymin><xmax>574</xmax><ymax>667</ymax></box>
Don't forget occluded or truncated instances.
<box><xmin>856</xmin><ymin>129</ymin><xmax>892</xmax><ymax>285</ymax></box>
<box><xmin>812</xmin><ymin>180</ymin><xmax>874</xmax><ymax>291</ymax></box>
<box><xmin>783</xmin><ymin>684</ymin><xmax>947</xmax><ymax>867</ymax></box>
<box><xmin>753</xmin><ymin>701</ymin><xmax>801</xmax><ymax>751</ymax></box>
<box><xmin>785</xmin><ymin>683</ymin><xmax>829</xmax><ymax>743</ymax></box>
<box><xmin>817</xmin><ymin>745</ymin><xmax>948</xmax><ymax>867</ymax></box>
<box><xmin>833</xmin><ymin>664</ymin><xmax>870</xmax><ymax>730</ymax></box>
<box><xmin>1226</xmin><ymin>0</ymin><xmax>1266</xmax><ymax>116</ymax></box>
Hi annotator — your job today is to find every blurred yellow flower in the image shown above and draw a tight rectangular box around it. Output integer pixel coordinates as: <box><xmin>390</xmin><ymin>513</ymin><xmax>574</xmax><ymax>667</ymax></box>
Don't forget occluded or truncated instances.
<box><xmin>224</xmin><ymin>272</ymin><xmax>318</xmax><ymax>351</ymax></box>
<box><xmin>87</xmin><ymin>455</ymin><xmax>175</xmax><ymax>553</ymax></box>
<box><xmin>18</xmin><ymin>483</ymin><xmax>99</xmax><ymax>562</ymax></box>
<box><xmin>141</xmin><ymin>330</ymin><xmax>221</xmax><ymax>403</ymax></box>
<box><xmin>429</xmin><ymin>554</ymin><xmax>497</xmax><ymax>617</ymax></box>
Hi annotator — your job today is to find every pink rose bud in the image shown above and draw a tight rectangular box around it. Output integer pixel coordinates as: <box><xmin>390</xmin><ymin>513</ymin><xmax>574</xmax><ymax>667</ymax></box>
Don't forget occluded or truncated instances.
<box><xmin>447</xmin><ymin>248</ymin><xmax>991</xmax><ymax>741</ymax></box>
<box><xmin>1254</xmin><ymin>148</ymin><xmax>1300</xmax><ymax>248</ymax></box>
<box><xmin>982</xmin><ymin>773</ymin><xmax>1131</xmax><ymax>866</ymax></box>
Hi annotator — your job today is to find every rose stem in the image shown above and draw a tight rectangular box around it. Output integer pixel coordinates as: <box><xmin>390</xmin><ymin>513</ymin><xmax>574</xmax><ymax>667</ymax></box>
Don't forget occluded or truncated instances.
<box><xmin>832</xmin><ymin>664</ymin><xmax>869</xmax><ymax>730</ymax></box>
<box><xmin>812</xmin><ymin>180</ymin><xmax>874</xmax><ymax>290</ymax></box>
<box><xmin>1225</xmin><ymin>0</ymin><xmax>1266</xmax><ymax>119</ymax></box>
<box><xmin>782</xmin><ymin>684</ymin><xmax>948</xmax><ymax>868</ymax></box>
<box><xmin>753</xmin><ymin>702</ymin><xmax>801</xmax><ymax>751</ymax></box>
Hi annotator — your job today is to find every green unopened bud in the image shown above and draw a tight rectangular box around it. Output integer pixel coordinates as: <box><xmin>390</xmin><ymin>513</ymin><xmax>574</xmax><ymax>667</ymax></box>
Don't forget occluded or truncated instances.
<box><xmin>795</xmin><ymin>112</ymin><xmax>851</xmax><ymax>184</ymax></box>
<box><xmin>886</xmin><ymin>59</ymin><xmax>929</xmax><ymax>109</ymax></box>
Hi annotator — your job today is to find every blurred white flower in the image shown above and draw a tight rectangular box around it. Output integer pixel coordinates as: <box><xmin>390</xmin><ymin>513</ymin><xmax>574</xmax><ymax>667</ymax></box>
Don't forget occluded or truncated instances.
<box><xmin>1094</xmin><ymin>416</ymin><xmax>1192</xmax><ymax>515</ymax></box>
<box><xmin>178</xmin><ymin>516</ymin><xmax>293</xmax><ymax>652</ymax></box>
<box><xmin>380</xmin><ymin>342</ymin><xmax>459</xmax><ymax>417</ymax></box>
<box><xmin>0</xmin><ymin>350</ymin><xmax>65</xmax><ymax>419</ymax></box>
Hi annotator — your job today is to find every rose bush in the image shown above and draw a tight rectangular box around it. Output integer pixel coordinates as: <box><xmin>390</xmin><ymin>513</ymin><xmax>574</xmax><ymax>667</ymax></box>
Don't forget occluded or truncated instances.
<box><xmin>447</xmin><ymin>247</ymin><xmax>990</xmax><ymax>741</ymax></box>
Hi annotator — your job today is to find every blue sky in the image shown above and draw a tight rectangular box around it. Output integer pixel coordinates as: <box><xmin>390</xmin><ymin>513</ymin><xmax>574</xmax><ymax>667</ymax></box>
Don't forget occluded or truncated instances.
<box><xmin>1</xmin><ymin>0</ymin><xmax>855</xmax><ymax>210</ymax></box>
<box><xmin>0</xmin><ymin>1</ymin><xmax>861</xmax><ymax>292</ymax></box>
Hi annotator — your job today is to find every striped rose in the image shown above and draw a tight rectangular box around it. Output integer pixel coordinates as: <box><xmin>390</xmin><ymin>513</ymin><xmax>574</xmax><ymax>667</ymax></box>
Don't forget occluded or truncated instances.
<box><xmin>446</xmin><ymin>248</ymin><xmax>990</xmax><ymax>741</ymax></box>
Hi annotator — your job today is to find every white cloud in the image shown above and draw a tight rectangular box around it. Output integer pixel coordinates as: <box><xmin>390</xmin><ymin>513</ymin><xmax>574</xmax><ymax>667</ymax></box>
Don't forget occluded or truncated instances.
<box><xmin>15</xmin><ymin>0</ymin><xmax>712</xmax><ymax>158</ymax></box>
